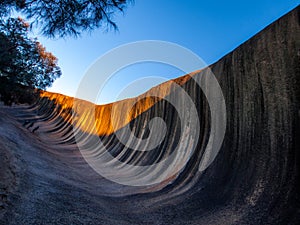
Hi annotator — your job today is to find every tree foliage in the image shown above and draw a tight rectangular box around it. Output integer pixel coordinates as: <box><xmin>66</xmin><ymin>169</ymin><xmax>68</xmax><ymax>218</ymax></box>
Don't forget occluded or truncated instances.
<box><xmin>0</xmin><ymin>17</ymin><xmax>61</xmax><ymax>105</ymax></box>
<box><xmin>0</xmin><ymin>0</ymin><xmax>132</xmax><ymax>37</ymax></box>
<box><xmin>0</xmin><ymin>1</ymin><xmax>132</xmax><ymax>105</ymax></box>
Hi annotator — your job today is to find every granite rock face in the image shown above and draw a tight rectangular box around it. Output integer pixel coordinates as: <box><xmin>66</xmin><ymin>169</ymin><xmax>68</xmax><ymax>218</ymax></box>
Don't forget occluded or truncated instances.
<box><xmin>0</xmin><ymin>6</ymin><xmax>299</xmax><ymax>225</ymax></box>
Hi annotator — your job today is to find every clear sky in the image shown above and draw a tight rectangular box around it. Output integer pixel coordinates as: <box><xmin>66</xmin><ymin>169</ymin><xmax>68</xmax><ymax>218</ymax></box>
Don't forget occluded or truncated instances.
<box><xmin>38</xmin><ymin>0</ymin><xmax>299</xmax><ymax>104</ymax></box>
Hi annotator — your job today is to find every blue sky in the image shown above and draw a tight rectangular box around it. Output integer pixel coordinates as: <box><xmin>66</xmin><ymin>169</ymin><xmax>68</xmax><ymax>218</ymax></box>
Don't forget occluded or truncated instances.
<box><xmin>38</xmin><ymin>0</ymin><xmax>299</xmax><ymax>104</ymax></box>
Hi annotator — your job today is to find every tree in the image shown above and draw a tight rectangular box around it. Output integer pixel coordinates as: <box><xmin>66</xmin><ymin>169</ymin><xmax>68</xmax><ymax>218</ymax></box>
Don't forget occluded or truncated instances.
<box><xmin>0</xmin><ymin>1</ymin><xmax>132</xmax><ymax>104</ymax></box>
<box><xmin>0</xmin><ymin>0</ymin><xmax>132</xmax><ymax>37</ymax></box>
<box><xmin>0</xmin><ymin>17</ymin><xmax>61</xmax><ymax>105</ymax></box>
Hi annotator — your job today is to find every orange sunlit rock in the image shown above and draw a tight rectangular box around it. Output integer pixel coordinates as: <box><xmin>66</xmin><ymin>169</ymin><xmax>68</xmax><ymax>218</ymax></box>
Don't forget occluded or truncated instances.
<box><xmin>39</xmin><ymin>73</ymin><xmax>194</xmax><ymax>136</ymax></box>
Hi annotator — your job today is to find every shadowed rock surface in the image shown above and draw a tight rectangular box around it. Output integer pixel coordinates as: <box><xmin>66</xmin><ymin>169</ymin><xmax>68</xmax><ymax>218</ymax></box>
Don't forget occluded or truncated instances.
<box><xmin>0</xmin><ymin>6</ymin><xmax>299</xmax><ymax>225</ymax></box>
